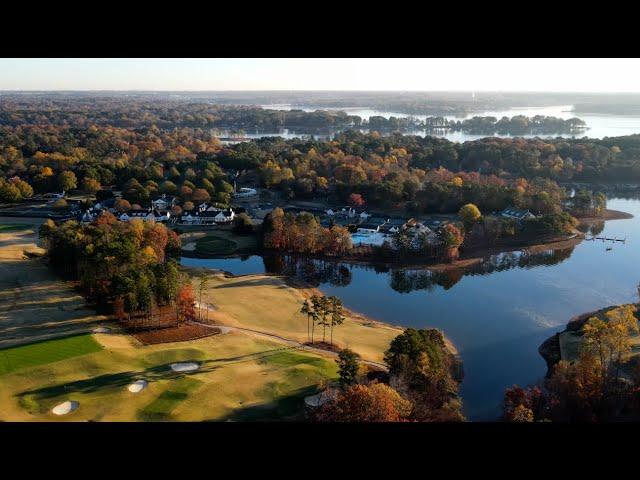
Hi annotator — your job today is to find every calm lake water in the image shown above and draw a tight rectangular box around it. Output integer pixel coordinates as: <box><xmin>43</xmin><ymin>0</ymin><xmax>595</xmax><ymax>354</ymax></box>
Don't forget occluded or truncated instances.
<box><xmin>182</xmin><ymin>197</ymin><xmax>640</xmax><ymax>420</ymax></box>
<box><xmin>243</xmin><ymin>104</ymin><xmax>640</xmax><ymax>141</ymax></box>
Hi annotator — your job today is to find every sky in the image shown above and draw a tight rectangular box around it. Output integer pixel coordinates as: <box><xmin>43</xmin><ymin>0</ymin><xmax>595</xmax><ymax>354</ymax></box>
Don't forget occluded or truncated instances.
<box><xmin>2</xmin><ymin>58</ymin><xmax>640</xmax><ymax>92</ymax></box>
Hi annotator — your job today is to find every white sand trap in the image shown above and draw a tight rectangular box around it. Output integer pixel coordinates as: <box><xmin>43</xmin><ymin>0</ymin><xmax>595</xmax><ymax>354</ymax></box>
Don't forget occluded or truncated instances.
<box><xmin>52</xmin><ymin>400</ymin><xmax>79</xmax><ymax>415</ymax></box>
<box><xmin>170</xmin><ymin>362</ymin><xmax>200</xmax><ymax>372</ymax></box>
<box><xmin>182</xmin><ymin>242</ymin><xmax>196</xmax><ymax>252</ymax></box>
<box><xmin>93</xmin><ymin>327</ymin><xmax>110</xmax><ymax>333</ymax></box>
<box><xmin>128</xmin><ymin>379</ymin><xmax>148</xmax><ymax>393</ymax></box>
<box><xmin>304</xmin><ymin>394</ymin><xmax>322</xmax><ymax>408</ymax></box>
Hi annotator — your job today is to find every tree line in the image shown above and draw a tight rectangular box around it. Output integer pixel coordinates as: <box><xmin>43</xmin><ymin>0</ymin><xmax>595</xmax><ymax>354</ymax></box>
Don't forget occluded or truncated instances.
<box><xmin>39</xmin><ymin>213</ymin><xmax>194</xmax><ymax>329</ymax></box>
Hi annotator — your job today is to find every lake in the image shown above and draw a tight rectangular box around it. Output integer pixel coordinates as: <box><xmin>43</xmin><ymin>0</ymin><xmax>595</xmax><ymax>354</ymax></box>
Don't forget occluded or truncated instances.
<box><xmin>182</xmin><ymin>196</ymin><xmax>640</xmax><ymax>420</ymax></box>
<box><xmin>243</xmin><ymin>104</ymin><xmax>640</xmax><ymax>141</ymax></box>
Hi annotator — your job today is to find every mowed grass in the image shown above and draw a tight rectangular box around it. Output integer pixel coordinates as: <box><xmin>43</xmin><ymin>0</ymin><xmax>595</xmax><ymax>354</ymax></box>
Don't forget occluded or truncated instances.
<box><xmin>0</xmin><ymin>334</ymin><xmax>103</xmax><ymax>376</ymax></box>
<box><xmin>0</xmin><ymin>332</ymin><xmax>338</xmax><ymax>421</ymax></box>
<box><xmin>195</xmin><ymin>235</ymin><xmax>238</xmax><ymax>255</ymax></box>
<box><xmin>0</xmin><ymin>223</ymin><xmax>34</xmax><ymax>232</ymax></box>
<box><xmin>198</xmin><ymin>272</ymin><xmax>404</xmax><ymax>363</ymax></box>
<box><xmin>138</xmin><ymin>376</ymin><xmax>203</xmax><ymax>421</ymax></box>
<box><xmin>182</xmin><ymin>229</ymin><xmax>258</xmax><ymax>257</ymax></box>
<box><xmin>559</xmin><ymin>304</ymin><xmax>640</xmax><ymax>363</ymax></box>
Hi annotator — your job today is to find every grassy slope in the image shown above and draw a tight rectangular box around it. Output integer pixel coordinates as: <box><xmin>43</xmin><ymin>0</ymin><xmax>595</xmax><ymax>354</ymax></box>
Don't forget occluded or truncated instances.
<box><xmin>559</xmin><ymin>304</ymin><xmax>640</xmax><ymax>363</ymax></box>
<box><xmin>198</xmin><ymin>272</ymin><xmax>403</xmax><ymax>363</ymax></box>
<box><xmin>0</xmin><ymin>226</ymin><xmax>107</xmax><ymax>349</ymax></box>
<box><xmin>182</xmin><ymin>230</ymin><xmax>258</xmax><ymax>256</ymax></box>
<box><xmin>0</xmin><ymin>334</ymin><xmax>103</xmax><ymax>376</ymax></box>
<box><xmin>195</xmin><ymin>236</ymin><xmax>237</xmax><ymax>255</ymax></box>
<box><xmin>0</xmin><ymin>221</ymin><xmax>340</xmax><ymax>422</ymax></box>
<box><xmin>0</xmin><ymin>332</ymin><xmax>337</xmax><ymax>421</ymax></box>
<box><xmin>0</xmin><ymin>224</ymin><xmax>34</xmax><ymax>232</ymax></box>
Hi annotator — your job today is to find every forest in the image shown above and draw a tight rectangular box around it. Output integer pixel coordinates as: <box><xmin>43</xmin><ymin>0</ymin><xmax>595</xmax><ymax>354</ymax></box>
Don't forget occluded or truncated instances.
<box><xmin>39</xmin><ymin>214</ymin><xmax>192</xmax><ymax>328</ymax></box>
<box><xmin>0</xmin><ymin>96</ymin><xmax>637</xmax><ymax>217</ymax></box>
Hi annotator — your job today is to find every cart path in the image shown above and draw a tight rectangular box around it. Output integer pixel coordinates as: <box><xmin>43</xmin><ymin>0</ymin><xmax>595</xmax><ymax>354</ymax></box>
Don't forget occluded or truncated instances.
<box><xmin>193</xmin><ymin>302</ymin><xmax>388</xmax><ymax>371</ymax></box>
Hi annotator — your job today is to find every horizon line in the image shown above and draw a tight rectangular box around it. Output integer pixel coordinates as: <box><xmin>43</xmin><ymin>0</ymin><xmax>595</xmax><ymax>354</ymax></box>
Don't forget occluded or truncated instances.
<box><xmin>3</xmin><ymin>89</ymin><xmax>640</xmax><ymax>94</ymax></box>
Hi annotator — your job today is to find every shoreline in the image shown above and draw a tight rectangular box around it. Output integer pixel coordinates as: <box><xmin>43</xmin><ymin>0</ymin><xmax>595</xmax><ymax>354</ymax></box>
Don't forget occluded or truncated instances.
<box><xmin>539</xmin><ymin>303</ymin><xmax>640</xmax><ymax>376</ymax></box>
<box><xmin>576</xmin><ymin>208</ymin><xmax>633</xmax><ymax>224</ymax></box>
<box><xmin>182</xmin><ymin>265</ymin><xmax>460</xmax><ymax>360</ymax></box>
<box><xmin>181</xmin><ymin>208</ymin><xmax>633</xmax><ymax>274</ymax></box>
<box><xmin>182</xmin><ymin>233</ymin><xmax>585</xmax><ymax>274</ymax></box>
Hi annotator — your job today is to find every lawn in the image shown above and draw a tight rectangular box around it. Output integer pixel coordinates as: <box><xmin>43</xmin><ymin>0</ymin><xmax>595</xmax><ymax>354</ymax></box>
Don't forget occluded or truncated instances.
<box><xmin>195</xmin><ymin>272</ymin><xmax>404</xmax><ymax>363</ymax></box>
<box><xmin>558</xmin><ymin>304</ymin><xmax>640</xmax><ymax>363</ymax></box>
<box><xmin>0</xmin><ymin>334</ymin><xmax>103</xmax><ymax>376</ymax></box>
<box><xmin>0</xmin><ymin>226</ymin><xmax>106</xmax><ymax>348</ymax></box>
<box><xmin>138</xmin><ymin>376</ymin><xmax>203</xmax><ymax>420</ymax></box>
<box><xmin>0</xmin><ymin>223</ymin><xmax>34</xmax><ymax>232</ymax></box>
<box><xmin>195</xmin><ymin>235</ymin><xmax>238</xmax><ymax>255</ymax></box>
<box><xmin>181</xmin><ymin>229</ymin><xmax>259</xmax><ymax>257</ymax></box>
<box><xmin>0</xmin><ymin>331</ymin><xmax>338</xmax><ymax>421</ymax></box>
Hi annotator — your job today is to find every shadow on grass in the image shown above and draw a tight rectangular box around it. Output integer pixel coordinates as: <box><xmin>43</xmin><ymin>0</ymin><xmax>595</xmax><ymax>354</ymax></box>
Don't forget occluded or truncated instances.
<box><xmin>211</xmin><ymin>277</ymin><xmax>289</xmax><ymax>290</ymax></box>
<box><xmin>214</xmin><ymin>385</ymin><xmax>319</xmax><ymax>422</ymax></box>
<box><xmin>16</xmin><ymin>346</ymin><xmax>302</xmax><ymax>405</ymax></box>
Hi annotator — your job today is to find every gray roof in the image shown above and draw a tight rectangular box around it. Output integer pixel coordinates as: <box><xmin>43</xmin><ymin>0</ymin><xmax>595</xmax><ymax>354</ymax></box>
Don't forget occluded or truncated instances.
<box><xmin>501</xmin><ymin>207</ymin><xmax>534</xmax><ymax>219</ymax></box>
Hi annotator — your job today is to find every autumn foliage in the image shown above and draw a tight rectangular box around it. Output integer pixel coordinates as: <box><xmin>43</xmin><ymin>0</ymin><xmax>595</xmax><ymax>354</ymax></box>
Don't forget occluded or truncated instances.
<box><xmin>40</xmin><ymin>214</ymin><xmax>188</xmax><ymax>328</ymax></box>
<box><xmin>314</xmin><ymin>383</ymin><xmax>412</xmax><ymax>422</ymax></box>
<box><xmin>263</xmin><ymin>208</ymin><xmax>352</xmax><ymax>256</ymax></box>
<box><xmin>176</xmin><ymin>283</ymin><xmax>196</xmax><ymax>324</ymax></box>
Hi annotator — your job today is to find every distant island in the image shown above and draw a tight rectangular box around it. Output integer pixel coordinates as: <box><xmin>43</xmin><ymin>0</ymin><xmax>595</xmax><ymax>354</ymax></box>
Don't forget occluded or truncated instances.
<box><xmin>0</xmin><ymin>94</ymin><xmax>586</xmax><ymax>136</ymax></box>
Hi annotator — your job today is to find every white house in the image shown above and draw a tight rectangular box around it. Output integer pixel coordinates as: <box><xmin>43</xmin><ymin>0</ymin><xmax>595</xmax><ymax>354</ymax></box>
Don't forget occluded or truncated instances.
<box><xmin>151</xmin><ymin>195</ymin><xmax>176</xmax><ymax>212</ymax></box>
<box><xmin>213</xmin><ymin>209</ymin><xmax>235</xmax><ymax>224</ymax></box>
<box><xmin>177</xmin><ymin>208</ymin><xmax>234</xmax><ymax>225</ymax></box>
<box><xmin>79</xmin><ymin>209</ymin><xmax>99</xmax><ymax>223</ymax></box>
<box><xmin>119</xmin><ymin>209</ymin><xmax>170</xmax><ymax>223</ymax></box>
<box><xmin>356</xmin><ymin>223</ymin><xmax>381</xmax><ymax>234</ymax></box>
<box><xmin>180</xmin><ymin>212</ymin><xmax>197</xmax><ymax>224</ymax></box>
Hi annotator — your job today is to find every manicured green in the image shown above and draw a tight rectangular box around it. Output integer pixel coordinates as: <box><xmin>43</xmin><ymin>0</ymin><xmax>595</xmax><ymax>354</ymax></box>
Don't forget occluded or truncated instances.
<box><xmin>0</xmin><ymin>223</ymin><xmax>33</xmax><ymax>232</ymax></box>
<box><xmin>138</xmin><ymin>376</ymin><xmax>203</xmax><ymax>420</ymax></box>
<box><xmin>258</xmin><ymin>350</ymin><xmax>331</xmax><ymax>368</ymax></box>
<box><xmin>0</xmin><ymin>334</ymin><xmax>103</xmax><ymax>376</ymax></box>
<box><xmin>195</xmin><ymin>235</ymin><xmax>237</xmax><ymax>255</ymax></box>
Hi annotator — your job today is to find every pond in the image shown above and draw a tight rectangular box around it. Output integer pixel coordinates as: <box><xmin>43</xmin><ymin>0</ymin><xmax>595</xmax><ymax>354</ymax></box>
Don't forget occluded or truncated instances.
<box><xmin>182</xmin><ymin>197</ymin><xmax>640</xmax><ymax>420</ymax></box>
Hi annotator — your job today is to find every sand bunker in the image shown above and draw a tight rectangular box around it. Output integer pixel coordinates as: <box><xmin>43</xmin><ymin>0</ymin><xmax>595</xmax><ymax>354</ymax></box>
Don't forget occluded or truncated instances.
<box><xmin>128</xmin><ymin>379</ymin><xmax>148</xmax><ymax>393</ymax></box>
<box><xmin>182</xmin><ymin>242</ymin><xmax>196</xmax><ymax>252</ymax></box>
<box><xmin>170</xmin><ymin>362</ymin><xmax>200</xmax><ymax>372</ymax></box>
<box><xmin>93</xmin><ymin>327</ymin><xmax>110</xmax><ymax>333</ymax></box>
<box><xmin>52</xmin><ymin>400</ymin><xmax>79</xmax><ymax>415</ymax></box>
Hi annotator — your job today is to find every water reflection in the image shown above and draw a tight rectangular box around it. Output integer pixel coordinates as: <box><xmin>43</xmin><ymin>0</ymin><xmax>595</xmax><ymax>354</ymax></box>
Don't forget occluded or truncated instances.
<box><xmin>180</xmin><ymin>196</ymin><xmax>640</xmax><ymax>420</ymax></box>
<box><xmin>257</xmin><ymin>245</ymin><xmax>576</xmax><ymax>294</ymax></box>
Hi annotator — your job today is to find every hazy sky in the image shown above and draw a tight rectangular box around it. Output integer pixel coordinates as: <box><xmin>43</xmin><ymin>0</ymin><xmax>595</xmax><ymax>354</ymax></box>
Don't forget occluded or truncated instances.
<box><xmin>2</xmin><ymin>58</ymin><xmax>640</xmax><ymax>92</ymax></box>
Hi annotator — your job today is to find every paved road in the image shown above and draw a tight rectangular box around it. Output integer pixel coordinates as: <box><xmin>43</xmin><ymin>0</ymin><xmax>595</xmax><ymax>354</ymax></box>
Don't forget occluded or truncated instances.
<box><xmin>193</xmin><ymin>302</ymin><xmax>388</xmax><ymax>371</ymax></box>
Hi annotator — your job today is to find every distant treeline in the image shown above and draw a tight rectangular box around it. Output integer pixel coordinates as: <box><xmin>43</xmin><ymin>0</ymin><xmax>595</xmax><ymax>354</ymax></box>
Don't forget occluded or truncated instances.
<box><xmin>367</xmin><ymin>115</ymin><xmax>587</xmax><ymax>135</ymax></box>
<box><xmin>0</xmin><ymin>95</ymin><xmax>586</xmax><ymax>135</ymax></box>
<box><xmin>2</xmin><ymin>96</ymin><xmax>640</xmax><ymax>219</ymax></box>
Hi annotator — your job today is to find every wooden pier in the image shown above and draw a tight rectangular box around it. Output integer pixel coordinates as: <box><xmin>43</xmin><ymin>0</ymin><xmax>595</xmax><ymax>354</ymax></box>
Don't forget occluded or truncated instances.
<box><xmin>586</xmin><ymin>236</ymin><xmax>627</xmax><ymax>243</ymax></box>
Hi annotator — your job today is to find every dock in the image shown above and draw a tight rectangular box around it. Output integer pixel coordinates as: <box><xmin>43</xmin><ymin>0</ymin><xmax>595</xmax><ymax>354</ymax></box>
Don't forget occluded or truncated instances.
<box><xmin>586</xmin><ymin>236</ymin><xmax>627</xmax><ymax>243</ymax></box>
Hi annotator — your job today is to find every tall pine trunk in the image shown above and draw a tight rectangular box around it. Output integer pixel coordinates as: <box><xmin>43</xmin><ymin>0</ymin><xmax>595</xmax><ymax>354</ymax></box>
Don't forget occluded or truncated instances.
<box><xmin>322</xmin><ymin>315</ymin><xmax>326</xmax><ymax>343</ymax></box>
